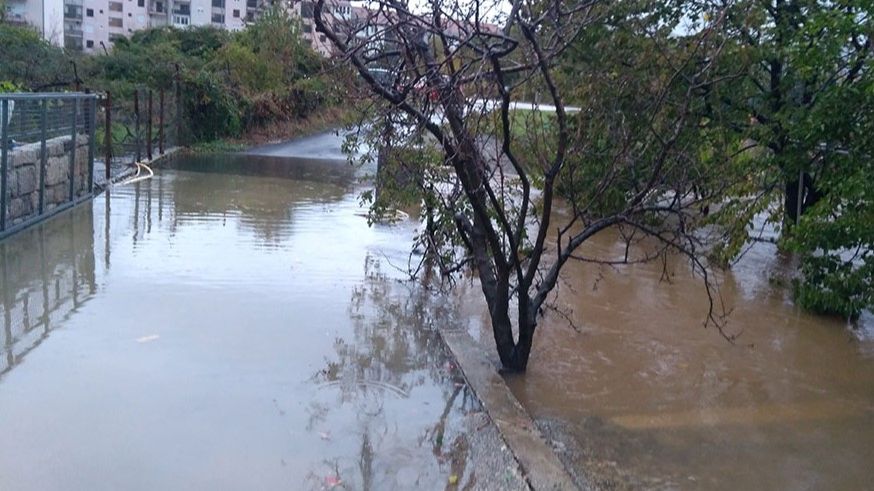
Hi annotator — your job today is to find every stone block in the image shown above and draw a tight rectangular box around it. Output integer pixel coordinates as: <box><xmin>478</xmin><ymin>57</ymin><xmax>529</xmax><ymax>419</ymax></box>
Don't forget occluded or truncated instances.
<box><xmin>7</xmin><ymin>166</ymin><xmax>17</xmax><ymax>195</ymax></box>
<box><xmin>10</xmin><ymin>143</ymin><xmax>39</xmax><ymax>168</ymax></box>
<box><xmin>9</xmin><ymin>196</ymin><xmax>33</xmax><ymax>220</ymax></box>
<box><xmin>45</xmin><ymin>157</ymin><xmax>69</xmax><ymax>186</ymax></box>
<box><xmin>47</xmin><ymin>184</ymin><xmax>69</xmax><ymax>205</ymax></box>
<box><xmin>47</xmin><ymin>136</ymin><xmax>68</xmax><ymax>157</ymax></box>
<box><xmin>15</xmin><ymin>165</ymin><xmax>38</xmax><ymax>195</ymax></box>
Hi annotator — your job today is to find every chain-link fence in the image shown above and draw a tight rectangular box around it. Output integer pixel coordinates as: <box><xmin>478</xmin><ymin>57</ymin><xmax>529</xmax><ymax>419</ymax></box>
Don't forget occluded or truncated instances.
<box><xmin>95</xmin><ymin>84</ymin><xmax>183</xmax><ymax>183</ymax></box>
<box><xmin>1</xmin><ymin>93</ymin><xmax>97</xmax><ymax>240</ymax></box>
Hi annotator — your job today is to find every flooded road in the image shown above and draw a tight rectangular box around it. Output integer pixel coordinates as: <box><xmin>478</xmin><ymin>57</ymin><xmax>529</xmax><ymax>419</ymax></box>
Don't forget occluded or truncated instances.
<box><xmin>0</xmin><ymin>151</ymin><xmax>522</xmax><ymax>490</ymax></box>
<box><xmin>482</xmin><ymin>220</ymin><xmax>874</xmax><ymax>489</ymax></box>
<box><xmin>3</xmin><ymin>138</ymin><xmax>873</xmax><ymax>490</ymax></box>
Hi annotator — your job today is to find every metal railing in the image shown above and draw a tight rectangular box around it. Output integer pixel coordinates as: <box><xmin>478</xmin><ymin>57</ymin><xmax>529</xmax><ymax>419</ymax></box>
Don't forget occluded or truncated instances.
<box><xmin>97</xmin><ymin>83</ymin><xmax>183</xmax><ymax>183</ymax></box>
<box><xmin>1</xmin><ymin>93</ymin><xmax>97</xmax><ymax>240</ymax></box>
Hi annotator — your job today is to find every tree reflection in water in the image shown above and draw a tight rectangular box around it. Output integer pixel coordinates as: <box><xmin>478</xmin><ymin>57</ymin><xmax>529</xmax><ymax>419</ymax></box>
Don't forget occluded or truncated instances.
<box><xmin>305</xmin><ymin>255</ymin><xmax>480</xmax><ymax>490</ymax></box>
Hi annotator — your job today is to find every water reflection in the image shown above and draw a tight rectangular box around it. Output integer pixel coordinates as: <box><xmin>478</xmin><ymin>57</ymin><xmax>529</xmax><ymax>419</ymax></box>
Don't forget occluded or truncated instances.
<box><xmin>302</xmin><ymin>255</ymin><xmax>479</xmax><ymax>490</ymax></box>
<box><xmin>0</xmin><ymin>156</ymin><xmax>483</xmax><ymax>490</ymax></box>
<box><xmin>1</xmin><ymin>205</ymin><xmax>96</xmax><ymax>378</ymax></box>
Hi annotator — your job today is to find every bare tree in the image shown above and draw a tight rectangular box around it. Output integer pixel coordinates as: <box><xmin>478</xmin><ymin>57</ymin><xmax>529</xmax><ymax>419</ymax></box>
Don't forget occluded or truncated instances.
<box><xmin>315</xmin><ymin>0</ymin><xmax>735</xmax><ymax>371</ymax></box>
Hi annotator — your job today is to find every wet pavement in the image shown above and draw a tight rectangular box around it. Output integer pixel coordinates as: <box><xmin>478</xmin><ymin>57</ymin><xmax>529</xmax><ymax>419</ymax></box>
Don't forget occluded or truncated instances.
<box><xmin>0</xmin><ymin>149</ymin><xmax>526</xmax><ymax>490</ymax></box>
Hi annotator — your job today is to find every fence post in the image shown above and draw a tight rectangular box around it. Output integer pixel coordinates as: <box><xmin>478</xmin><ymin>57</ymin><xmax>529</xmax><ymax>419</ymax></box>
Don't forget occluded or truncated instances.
<box><xmin>175</xmin><ymin>64</ymin><xmax>182</xmax><ymax>147</ymax></box>
<box><xmin>104</xmin><ymin>92</ymin><xmax>112</xmax><ymax>181</ymax></box>
<box><xmin>68</xmin><ymin>98</ymin><xmax>78</xmax><ymax>202</ymax></box>
<box><xmin>159</xmin><ymin>88</ymin><xmax>165</xmax><ymax>155</ymax></box>
<box><xmin>39</xmin><ymin>99</ymin><xmax>48</xmax><ymax>213</ymax></box>
<box><xmin>147</xmin><ymin>90</ymin><xmax>153</xmax><ymax>161</ymax></box>
<box><xmin>1</xmin><ymin>99</ymin><xmax>8</xmax><ymax>232</ymax></box>
<box><xmin>134</xmin><ymin>89</ymin><xmax>141</xmax><ymax>163</ymax></box>
<box><xmin>87</xmin><ymin>96</ymin><xmax>96</xmax><ymax>194</ymax></box>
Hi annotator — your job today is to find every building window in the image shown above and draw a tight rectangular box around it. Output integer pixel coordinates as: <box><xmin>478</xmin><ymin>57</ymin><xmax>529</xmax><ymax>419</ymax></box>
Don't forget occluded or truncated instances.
<box><xmin>302</xmin><ymin>24</ymin><xmax>311</xmax><ymax>33</ymax></box>
<box><xmin>233</xmin><ymin>9</ymin><xmax>239</xmax><ymax>17</ymax></box>
<box><xmin>154</xmin><ymin>2</ymin><xmax>164</xmax><ymax>13</ymax></box>
<box><xmin>108</xmin><ymin>2</ymin><xmax>123</xmax><ymax>12</ymax></box>
<box><xmin>86</xmin><ymin>40</ymin><xmax>94</xmax><ymax>48</ymax></box>
<box><xmin>212</xmin><ymin>0</ymin><xmax>224</xmax><ymax>7</ymax></box>
<box><xmin>211</xmin><ymin>13</ymin><xmax>224</xmax><ymax>23</ymax></box>
<box><xmin>172</xmin><ymin>15</ymin><xmax>189</xmax><ymax>25</ymax></box>
<box><xmin>86</xmin><ymin>8</ymin><xmax>94</xmax><ymax>16</ymax></box>
<box><xmin>138</xmin><ymin>0</ymin><xmax>144</xmax><ymax>6</ymax></box>
<box><xmin>108</xmin><ymin>17</ymin><xmax>123</xmax><ymax>27</ymax></box>
<box><xmin>319</xmin><ymin>34</ymin><xmax>325</xmax><ymax>43</ymax></box>
<box><xmin>245</xmin><ymin>12</ymin><xmax>254</xmax><ymax>21</ymax></box>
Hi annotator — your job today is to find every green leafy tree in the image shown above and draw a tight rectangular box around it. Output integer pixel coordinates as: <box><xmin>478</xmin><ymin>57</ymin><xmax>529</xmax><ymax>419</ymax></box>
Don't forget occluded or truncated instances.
<box><xmin>677</xmin><ymin>0</ymin><xmax>873</xmax><ymax>317</ymax></box>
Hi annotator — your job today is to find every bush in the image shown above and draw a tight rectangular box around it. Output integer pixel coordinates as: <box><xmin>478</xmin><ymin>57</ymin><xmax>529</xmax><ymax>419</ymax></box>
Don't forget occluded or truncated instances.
<box><xmin>183</xmin><ymin>70</ymin><xmax>242</xmax><ymax>141</ymax></box>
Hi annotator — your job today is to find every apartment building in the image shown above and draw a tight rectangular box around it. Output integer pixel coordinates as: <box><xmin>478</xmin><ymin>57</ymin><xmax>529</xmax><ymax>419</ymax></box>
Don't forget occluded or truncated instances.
<box><xmin>289</xmin><ymin>0</ymin><xmax>351</xmax><ymax>56</ymax></box>
<box><xmin>4</xmin><ymin>0</ymin><xmax>65</xmax><ymax>44</ymax></box>
<box><xmin>4</xmin><ymin>0</ymin><xmax>351</xmax><ymax>55</ymax></box>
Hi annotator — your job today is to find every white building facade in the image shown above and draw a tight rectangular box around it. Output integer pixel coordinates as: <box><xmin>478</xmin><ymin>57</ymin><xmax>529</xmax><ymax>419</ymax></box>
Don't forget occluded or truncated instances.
<box><xmin>4</xmin><ymin>0</ymin><xmax>350</xmax><ymax>55</ymax></box>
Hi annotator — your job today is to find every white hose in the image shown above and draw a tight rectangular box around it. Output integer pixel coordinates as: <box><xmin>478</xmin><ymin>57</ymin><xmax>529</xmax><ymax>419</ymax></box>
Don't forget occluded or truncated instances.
<box><xmin>117</xmin><ymin>161</ymin><xmax>154</xmax><ymax>186</ymax></box>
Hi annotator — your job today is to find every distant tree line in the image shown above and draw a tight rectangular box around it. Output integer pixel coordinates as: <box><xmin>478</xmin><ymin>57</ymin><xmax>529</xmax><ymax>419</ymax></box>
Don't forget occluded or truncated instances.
<box><xmin>0</xmin><ymin>8</ymin><xmax>350</xmax><ymax>142</ymax></box>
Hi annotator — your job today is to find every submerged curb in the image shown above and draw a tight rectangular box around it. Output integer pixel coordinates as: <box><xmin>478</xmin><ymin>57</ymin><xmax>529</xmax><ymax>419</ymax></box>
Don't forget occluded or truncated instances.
<box><xmin>438</xmin><ymin>327</ymin><xmax>582</xmax><ymax>491</ymax></box>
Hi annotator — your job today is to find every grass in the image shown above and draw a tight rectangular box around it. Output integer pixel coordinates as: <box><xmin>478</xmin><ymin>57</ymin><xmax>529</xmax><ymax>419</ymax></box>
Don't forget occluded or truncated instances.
<box><xmin>484</xmin><ymin>108</ymin><xmax>559</xmax><ymax>141</ymax></box>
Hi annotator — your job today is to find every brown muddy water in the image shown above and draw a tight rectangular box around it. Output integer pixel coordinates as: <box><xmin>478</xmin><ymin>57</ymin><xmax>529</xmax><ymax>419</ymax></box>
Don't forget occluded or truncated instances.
<box><xmin>469</xmin><ymin>210</ymin><xmax>874</xmax><ymax>489</ymax></box>
<box><xmin>0</xmin><ymin>153</ymin><xmax>506</xmax><ymax>490</ymax></box>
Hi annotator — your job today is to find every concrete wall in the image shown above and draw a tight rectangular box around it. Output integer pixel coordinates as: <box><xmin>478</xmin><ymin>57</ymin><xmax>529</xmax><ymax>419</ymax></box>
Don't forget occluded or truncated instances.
<box><xmin>5</xmin><ymin>134</ymin><xmax>90</xmax><ymax>227</ymax></box>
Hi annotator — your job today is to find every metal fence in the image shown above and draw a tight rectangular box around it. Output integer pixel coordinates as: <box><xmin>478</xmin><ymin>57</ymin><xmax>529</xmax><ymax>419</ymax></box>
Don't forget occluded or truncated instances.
<box><xmin>97</xmin><ymin>84</ymin><xmax>183</xmax><ymax>183</ymax></box>
<box><xmin>1</xmin><ymin>93</ymin><xmax>97</xmax><ymax>240</ymax></box>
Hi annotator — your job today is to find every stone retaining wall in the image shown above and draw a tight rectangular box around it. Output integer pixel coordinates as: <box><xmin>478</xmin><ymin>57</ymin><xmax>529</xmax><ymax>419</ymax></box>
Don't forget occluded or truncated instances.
<box><xmin>4</xmin><ymin>134</ymin><xmax>90</xmax><ymax>227</ymax></box>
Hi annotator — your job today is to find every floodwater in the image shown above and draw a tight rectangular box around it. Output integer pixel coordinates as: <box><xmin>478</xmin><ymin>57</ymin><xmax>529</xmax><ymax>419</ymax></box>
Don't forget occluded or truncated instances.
<box><xmin>3</xmin><ymin>137</ymin><xmax>873</xmax><ymax>491</ymax></box>
<box><xmin>483</xmin><ymin>208</ymin><xmax>874</xmax><ymax>489</ymax></box>
<box><xmin>0</xmin><ymin>151</ymin><xmax>489</xmax><ymax>490</ymax></box>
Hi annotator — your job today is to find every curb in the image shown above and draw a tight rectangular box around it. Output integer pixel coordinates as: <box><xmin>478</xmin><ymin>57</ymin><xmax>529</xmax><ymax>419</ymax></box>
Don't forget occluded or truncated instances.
<box><xmin>438</xmin><ymin>327</ymin><xmax>581</xmax><ymax>490</ymax></box>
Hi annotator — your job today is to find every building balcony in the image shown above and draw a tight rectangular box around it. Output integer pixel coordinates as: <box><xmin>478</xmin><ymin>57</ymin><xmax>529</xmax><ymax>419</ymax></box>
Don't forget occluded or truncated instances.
<box><xmin>63</xmin><ymin>7</ymin><xmax>83</xmax><ymax>19</ymax></box>
<box><xmin>5</xmin><ymin>13</ymin><xmax>29</xmax><ymax>26</ymax></box>
<box><xmin>171</xmin><ymin>14</ymin><xmax>190</xmax><ymax>26</ymax></box>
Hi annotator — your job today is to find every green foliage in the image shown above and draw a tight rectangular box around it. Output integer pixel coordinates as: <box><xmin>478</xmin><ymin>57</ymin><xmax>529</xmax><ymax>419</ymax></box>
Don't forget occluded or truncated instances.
<box><xmin>0</xmin><ymin>80</ymin><xmax>22</xmax><ymax>92</ymax></box>
<box><xmin>209</xmin><ymin>42</ymin><xmax>283</xmax><ymax>93</ymax></box>
<box><xmin>549</xmin><ymin>0</ymin><xmax>872</xmax><ymax>317</ymax></box>
<box><xmin>0</xmin><ymin>24</ymin><xmax>73</xmax><ymax>90</ymax></box>
<box><xmin>1</xmin><ymin>11</ymin><xmax>341</xmax><ymax>144</ymax></box>
<box><xmin>707</xmin><ymin>0</ymin><xmax>874</xmax><ymax>317</ymax></box>
<box><xmin>786</xmin><ymin>73</ymin><xmax>874</xmax><ymax>317</ymax></box>
<box><xmin>183</xmin><ymin>70</ymin><xmax>242</xmax><ymax>141</ymax></box>
<box><xmin>188</xmin><ymin>139</ymin><xmax>248</xmax><ymax>154</ymax></box>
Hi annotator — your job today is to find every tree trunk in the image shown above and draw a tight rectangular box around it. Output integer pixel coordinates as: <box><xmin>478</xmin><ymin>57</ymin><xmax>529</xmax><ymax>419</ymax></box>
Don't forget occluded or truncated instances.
<box><xmin>488</xmin><ymin>293</ymin><xmax>536</xmax><ymax>372</ymax></box>
<box><xmin>784</xmin><ymin>172</ymin><xmax>822</xmax><ymax>226</ymax></box>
